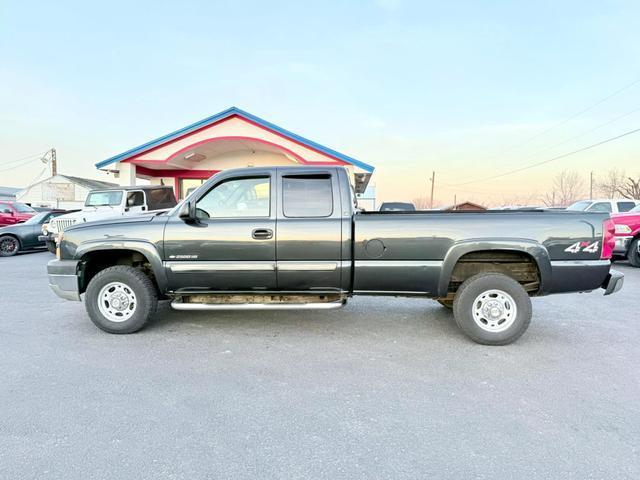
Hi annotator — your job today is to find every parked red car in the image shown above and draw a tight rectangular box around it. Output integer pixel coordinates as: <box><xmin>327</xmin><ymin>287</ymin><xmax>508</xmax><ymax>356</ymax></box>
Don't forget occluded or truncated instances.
<box><xmin>0</xmin><ymin>201</ymin><xmax>36</xmax><ymax>226</ymax></box>
<box><xmin>611</xmin><ymin>204</ymin><xmax>640</xmax><ymax>267</ymax></box>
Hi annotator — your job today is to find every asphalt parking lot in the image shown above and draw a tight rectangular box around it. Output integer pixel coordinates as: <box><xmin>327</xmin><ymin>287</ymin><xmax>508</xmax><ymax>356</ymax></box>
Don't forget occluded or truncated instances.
<box><xmin>1</xmin><ymin>251</ymin><xmax>639</xmax><ymax>479</ymax></box>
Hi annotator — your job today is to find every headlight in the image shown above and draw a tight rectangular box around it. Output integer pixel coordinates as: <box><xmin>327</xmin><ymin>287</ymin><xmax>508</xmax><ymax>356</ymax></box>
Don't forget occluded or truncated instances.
<box><xmin>42</xmin><ymin>223</ymin><xmax>49</xmax><ymax>235</ymax></box>
<box><xmin>615</xmin><ymin>224</ymin><xmax>632</xmax><ymax>234</ymax></box>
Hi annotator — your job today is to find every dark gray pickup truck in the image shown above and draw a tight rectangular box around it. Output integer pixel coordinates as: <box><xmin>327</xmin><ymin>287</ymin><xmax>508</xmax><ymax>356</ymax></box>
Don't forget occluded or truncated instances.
<box><xmin>48</xmin><ymin>166</ymin><xmax>623</xmax><ymax>345</ymax></box>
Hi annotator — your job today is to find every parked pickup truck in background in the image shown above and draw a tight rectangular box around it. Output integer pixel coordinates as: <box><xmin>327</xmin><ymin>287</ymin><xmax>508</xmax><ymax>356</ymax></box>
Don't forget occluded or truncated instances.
<box><xmin>611</xmin><ymin>204</ymin><xmax>640</xmax><ymax>267</ymax></box>
<box><xmin>40</xmin><ymin>185</ymin><xmax>177</xmax><ymax>253</ymax></box>
<box><xmin>47</xmin><ymin>166</ymin><xmax>624</xmax><ymax>345</ymax></box>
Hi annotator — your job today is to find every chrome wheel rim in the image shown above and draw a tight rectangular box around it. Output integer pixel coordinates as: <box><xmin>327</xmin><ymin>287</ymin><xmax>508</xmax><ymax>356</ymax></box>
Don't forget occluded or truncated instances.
<box><xmin>472</xmin><ymin>289</ymin><xmax>517</xmax><ymax>333</ymax></box>
<box><xmin>97</xmin><ymin>282</ymin><xmax>137</xmax><ymax>322</ymax></box>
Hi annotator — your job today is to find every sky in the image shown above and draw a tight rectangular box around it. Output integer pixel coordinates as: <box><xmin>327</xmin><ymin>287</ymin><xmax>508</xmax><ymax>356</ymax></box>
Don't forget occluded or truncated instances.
<box><xmin>1</xmin><ymin>0</ymin><xmax>639</xmax><ymax>206</ymax></box>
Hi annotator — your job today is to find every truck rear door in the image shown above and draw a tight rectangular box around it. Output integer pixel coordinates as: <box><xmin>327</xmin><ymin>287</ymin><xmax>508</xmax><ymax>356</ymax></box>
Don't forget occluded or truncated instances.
<box><xmin>275</xmin><ymin>169</ymin><xmax>344</xmax><ymax>290</ymax></box>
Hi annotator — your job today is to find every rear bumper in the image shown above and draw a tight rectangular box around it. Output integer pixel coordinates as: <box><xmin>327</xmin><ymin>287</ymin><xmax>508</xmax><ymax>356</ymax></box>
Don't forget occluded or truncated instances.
<box><xmin>613</xmin><ymin>236</ymin><xmax>633</xmax><ymax>254</ymax></box>
<box><xmin>602</xmin><ymin>270</ymin><xmax>624</xmax><ymax>296</ymax></box>
<box><xmin>47</xmin><ymin>259</ymin><xmax>81</xmax><ymax>301</ymax></box>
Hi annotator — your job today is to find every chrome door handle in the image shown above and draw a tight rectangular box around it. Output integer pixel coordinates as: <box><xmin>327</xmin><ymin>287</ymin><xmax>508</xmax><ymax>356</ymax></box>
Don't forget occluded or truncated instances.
<box><xmin>252</xmin><ymin>228</ymin><xmax>273</xmax><ymax>240</ymax></box>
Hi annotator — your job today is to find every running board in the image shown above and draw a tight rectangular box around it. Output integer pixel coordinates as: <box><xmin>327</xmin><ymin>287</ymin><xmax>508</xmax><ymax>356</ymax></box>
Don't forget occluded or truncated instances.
<box><xmin>171</xmin><ymin>301</ymin><xmax>346</xmax><ymax>311</ymax></box>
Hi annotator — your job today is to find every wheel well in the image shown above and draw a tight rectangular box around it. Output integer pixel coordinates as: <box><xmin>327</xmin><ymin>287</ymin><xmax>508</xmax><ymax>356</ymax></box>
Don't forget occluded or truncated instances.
<box><xmin>444</xmin><ymin>250</ymin><xmax>540</xmax><ymax>300</ymax></box>
<box><xmin>80</xmin><ymin>249</ymin><xmax>157</xmax><ymax>293</ymax></box>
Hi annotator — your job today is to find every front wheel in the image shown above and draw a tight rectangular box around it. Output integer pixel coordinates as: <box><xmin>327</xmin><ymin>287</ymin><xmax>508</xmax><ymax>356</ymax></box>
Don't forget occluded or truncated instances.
<box><xmin>453</xmin><ymin>273</ymin><xmax>532</xmax><ymax>345</ymax></box>
<box><xmin>628</xmin><ymin>238</ymin><xmax>640</xmax><ymax>268</ymax></box>
<box><xmin>45</xmin><ymin>241</ymin><xmax>56</xmax><ymax>254</ymax></box>
<box><xmin>0</xmin><ymin>235</ymin><xmax>20</xmax><ymax>257</ymax></box>
<box><xmin>85</xmin><ymin>266</ymin><xmax>158</xmax><ymax>334</ymax></box>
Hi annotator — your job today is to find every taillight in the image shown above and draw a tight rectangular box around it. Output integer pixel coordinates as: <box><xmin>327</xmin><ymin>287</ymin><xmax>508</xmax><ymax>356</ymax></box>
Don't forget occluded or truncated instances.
<box><xmin>601</xmin><ymin>218</ymin><xmax>616</xmax><ymax>259</ymax></box>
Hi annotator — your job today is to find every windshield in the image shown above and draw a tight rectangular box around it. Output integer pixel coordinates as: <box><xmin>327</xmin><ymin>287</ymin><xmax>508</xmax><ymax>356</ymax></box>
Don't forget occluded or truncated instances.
<box><xmin>23</xmin><ymin>212</ymin><xmax>50</xmax><ymax>225</ymax></box>
<box><xmin>566</xmin><ymin>200</ymin><xmax>592</xmax><ymax>211</ymax></box>
<box><xmin>12</xmin><ymin>202</ymin><xmax>36</xmax><ymax>213</ymax></box>
<box><xmin>630</xmin><ymin>204</ymin><xmax>640</xmax><ymax>212</ymax></box>
<box><xmin>85</xmin><ymin>191</ymin><xmax>123</xmax><ymax>207</ymax></box>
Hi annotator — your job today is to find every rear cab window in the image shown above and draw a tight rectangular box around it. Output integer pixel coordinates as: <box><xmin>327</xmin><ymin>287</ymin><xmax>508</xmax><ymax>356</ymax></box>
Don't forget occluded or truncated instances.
<box><xmin>617</xmin><ymin>201</ymin><xmax>636</xmax><ymax>212</ymax></box>
<box><xmin>282</xmin><ymin>174</ymin><xmax>333</xmax><ymax>218</ymax></box>
<box><xmin>147</xmin><ymin>188</ymin><xmax>177</xmax><ymax>210</ymax></box>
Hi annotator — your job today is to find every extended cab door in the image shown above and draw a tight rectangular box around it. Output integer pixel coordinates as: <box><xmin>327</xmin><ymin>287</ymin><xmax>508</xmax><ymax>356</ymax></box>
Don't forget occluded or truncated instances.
<box><xmin>275</xmin><ymin>169</ymin><xmax>344</xmax><ymax>290</ymax></box>
<box><xmin>163</xmin><ymin>171</ymin><xmax>277</xmax><ymax>291</ymax></box>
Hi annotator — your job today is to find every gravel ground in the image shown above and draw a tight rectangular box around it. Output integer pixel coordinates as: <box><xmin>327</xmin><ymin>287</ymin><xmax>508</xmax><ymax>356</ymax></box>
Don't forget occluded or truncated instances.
<box><xmin>1</xmin><ymin>251</ymin><xmax>639</xmax><ymax>480</ymax></box>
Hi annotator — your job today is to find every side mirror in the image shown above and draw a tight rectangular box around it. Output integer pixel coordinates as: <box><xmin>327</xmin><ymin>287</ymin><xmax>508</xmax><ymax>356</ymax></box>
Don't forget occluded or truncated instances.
<box><xmin>178</xmin><ymin>201</ymin><xmax>193</xmax><ymax>221</ymax></box>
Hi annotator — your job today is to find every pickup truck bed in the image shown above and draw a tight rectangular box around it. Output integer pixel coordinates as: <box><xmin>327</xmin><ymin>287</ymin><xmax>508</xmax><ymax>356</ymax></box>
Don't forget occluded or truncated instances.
<box><xmin>47</xmin><ymin>166</ymin><xmax>623</xmax><ymax>345</ymax></box>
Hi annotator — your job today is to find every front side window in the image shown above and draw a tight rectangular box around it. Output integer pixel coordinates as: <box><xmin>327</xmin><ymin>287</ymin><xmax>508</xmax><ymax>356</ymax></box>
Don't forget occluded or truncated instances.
<box><xmin>196</xmin><ymin>177</ymin><xmax>270</xmax><ymax>218</ymax></box>
<box><xmin>12</xmin><ymin>202</ymin><xmax>36</xmax><ymax>213</ymax></box>
<box><xmin>566</xmin><ymin>201</ymin><xmax>592</xmax><ymax>211</ymax></box>
<box><xmin>282</xmin><ymin>175</ymin><xmax>333</xmax><ymax>218</ymax></box>
<box><xmin>617</xmin><ymin>201</ymin><xmax>636</xmax><ymax>212</ymax></box>
<box><xmin>588</xmin><ymin>202</ymin><xmax>612</xmax><ymax>212</ymax></box>
<box><xmin>126</xmin><ymin>191</ymin><xmax>145</xmax><ymax>207</ymax></box>
<box><xmin>85</xmin><ymin>191</ymin><xmax>123</xmax><ymax>207</ymax></box>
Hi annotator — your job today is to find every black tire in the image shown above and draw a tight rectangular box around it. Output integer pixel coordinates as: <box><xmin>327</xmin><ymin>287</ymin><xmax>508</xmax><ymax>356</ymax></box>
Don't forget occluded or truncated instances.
<box><xmin>628</xmin><ymin>238</ymin><xmax>640</xmax><ymax>268</ymax></box>
<box><xmin>84</xmin><ymin>266</ymin><xmax>158</xmax><ymax>334</ymax></box>
<box><xmin>453</xmin><ymin>273</ymin><xmax>532</xmax><ymax>345</ymax></box>
<box><xmin>46</xmin><ymin>241</ymin><xmax>56</xmax><ymax>254</ymax></box>
<box><xmin>0</xmin><ymin>235</ymin><xmax>20</xmax><ymax>257</ymax></box>
<box><xmin>437</xmin><ymin>299</ymin><xmax>454</xmax><ymax>310</ymax></box>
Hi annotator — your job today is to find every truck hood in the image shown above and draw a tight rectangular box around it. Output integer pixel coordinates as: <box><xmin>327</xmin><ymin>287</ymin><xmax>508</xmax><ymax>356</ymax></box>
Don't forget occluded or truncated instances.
<box><xmin>65</xmin><ymin>214</ymin><xmax>158</xmax><ymax>232</ymax></box>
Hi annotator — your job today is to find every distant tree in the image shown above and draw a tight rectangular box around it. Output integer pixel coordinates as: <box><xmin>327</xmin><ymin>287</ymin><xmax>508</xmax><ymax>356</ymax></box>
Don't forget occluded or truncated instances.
<box><xmin>618</xmin><ymin>175</ymin><xmax>640</xmax><ymax>199</ymax></box>
<box><xmin>596</xmin><ymin>168</ymin><xmax>626</xmax><ymax>198</ymax></box>
<box><xmin>412</xmin><ymin>197</ymin><xmax>432</xmax><ymax>209</ymax></box>
<box><xmin>541</xmin><ymin>170</ymin><xmax>586</xmax><ymax>207</ymax></box>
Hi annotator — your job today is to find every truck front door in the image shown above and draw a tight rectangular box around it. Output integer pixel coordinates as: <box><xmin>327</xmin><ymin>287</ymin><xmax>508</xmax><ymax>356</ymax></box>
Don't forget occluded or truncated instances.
<box><xmin>164</xmin><ymin>172</ymin><xmax>277</xmax><ymax>291</ymax></box>
<box><xmin>275</xmin><ymin>170</ymin><xmax>344</xmax><ymax>291</ymax></box>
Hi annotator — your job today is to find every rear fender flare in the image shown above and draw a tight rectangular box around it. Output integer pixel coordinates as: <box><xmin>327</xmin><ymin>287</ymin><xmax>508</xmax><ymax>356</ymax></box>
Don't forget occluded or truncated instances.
<box><xmin>75</xmin><ymin>240</ymin><xmax>168</xmax><ymax>291</ymax></box>
<box><xmin>437</xmin><ymin>239</ymin><xmax>552</xmax><ymax>296</ymax></box>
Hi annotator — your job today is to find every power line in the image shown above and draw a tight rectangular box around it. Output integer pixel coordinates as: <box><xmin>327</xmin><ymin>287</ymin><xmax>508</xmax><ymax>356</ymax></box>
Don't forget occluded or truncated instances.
<box><xmin>451</xmin><ymin>126</ymin><xmax>640</xmax><ymax>186</ymax></box>
<box><xmin>0</xmin><ymin>150</ymin><xmax>49</xmax><ymax>166</ymax></box>
<box><xmin>480</xmin><ymin>76</ymin><xmax>640</xmax><ymax>163</ymax></box>
<box><xmin>0</xmin><ymin>156</ymin><xmax>46</xmax><ymax>173</ymax></box>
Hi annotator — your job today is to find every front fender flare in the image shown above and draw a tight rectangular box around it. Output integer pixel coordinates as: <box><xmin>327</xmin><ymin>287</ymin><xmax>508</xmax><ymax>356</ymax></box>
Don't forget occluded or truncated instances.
<box><xmin>75</xmin><ymin>240</ymin><xmax>168</xmax><ymax>292</ymax></box>
<box><xmin>436</xmin><ymin>239</ymin><xmax>552</xmax><ymax>297</ymax></box>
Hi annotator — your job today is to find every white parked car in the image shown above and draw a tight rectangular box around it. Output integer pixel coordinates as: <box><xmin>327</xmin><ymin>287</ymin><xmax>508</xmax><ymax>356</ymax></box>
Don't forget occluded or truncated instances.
<box><xmin>566</xmin><ymin>199</ymin><xmax>640</xmax><ymax>214</ymax></box>
<box><xmin>41</xmin><ymin>186</ymin><xmax>177</xmax><ymax>252</ymax></box>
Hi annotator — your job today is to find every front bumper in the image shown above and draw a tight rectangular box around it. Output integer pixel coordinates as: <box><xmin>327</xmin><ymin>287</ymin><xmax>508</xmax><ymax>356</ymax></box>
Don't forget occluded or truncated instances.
<box><xmin>602</xmin><ymin>269</ymin><xmax>624</xmax><ymax>296</ymax></box>
<box><xmin>38</xmin><ymin>233</ymin><xmax>58</xmax><ymax>243</ymax></box>
<box><xmin>613</xmin><ymin>236</ymin><xmax>633</xmax><ymax>255</ymax></box>
<box><xmin>47</xmin><ymin>259</ymin><xmax>81</xmax><ymax>301</ymax></box>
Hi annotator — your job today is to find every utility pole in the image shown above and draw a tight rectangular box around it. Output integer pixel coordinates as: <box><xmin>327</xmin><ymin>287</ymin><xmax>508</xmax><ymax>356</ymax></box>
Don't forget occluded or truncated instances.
<box><xmin>429</xmin><ymin>171</ymin><xmax>435</xmax><ymax>209</ymax></box>
<box><xmin>453</xmin><ymin>194</ymin><xmax>457</xmax><ymax>210</ymax></box>
<box><xmin>589</xmin><ymin>171</ymin><xmax>593</xmax><ymax>200</ymax></box>
<box><xmin>50</xmin><ymin>148</ymin><xmax>57</xmax><ymax>176</ymax></box>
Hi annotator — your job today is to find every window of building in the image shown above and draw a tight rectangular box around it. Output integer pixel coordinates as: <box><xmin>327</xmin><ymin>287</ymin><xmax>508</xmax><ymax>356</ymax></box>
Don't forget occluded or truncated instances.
<box><xmin>282</xmin><ymin>175</ymin><xmax>333</xmax><ymax>218</ymax></box>
<box><xmin>196</xmin><ymin>177</ymin><xmax>270</xmax><ymax>218</ymax></box>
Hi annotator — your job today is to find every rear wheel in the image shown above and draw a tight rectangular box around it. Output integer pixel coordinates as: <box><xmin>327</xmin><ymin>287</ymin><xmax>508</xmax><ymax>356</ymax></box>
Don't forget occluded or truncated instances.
<box><xmin>85</xmin><ymin>266</ymin><xmax>158</xmax><ymax>334</ymax></box>
<box><xmin>0</xmin><ymin>235</ymin><xmax>20</xmax><ymax>257</ymax></box>
<box><xmin>628</xmin><ymin>238</ymin><xmax>640</xmax><ymax>268</ymax></box>
<box><xmin>453</xmin><ymin>273</ymin><xmax>532</xmax><ymax>345</ymax></box>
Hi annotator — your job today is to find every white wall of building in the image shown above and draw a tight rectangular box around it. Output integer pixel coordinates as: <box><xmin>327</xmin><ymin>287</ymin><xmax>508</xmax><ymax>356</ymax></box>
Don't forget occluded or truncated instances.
<box><xmin>16</xmin><ymin>175</ymin><xmax>92</xmax><ymax>209</ymax></box>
